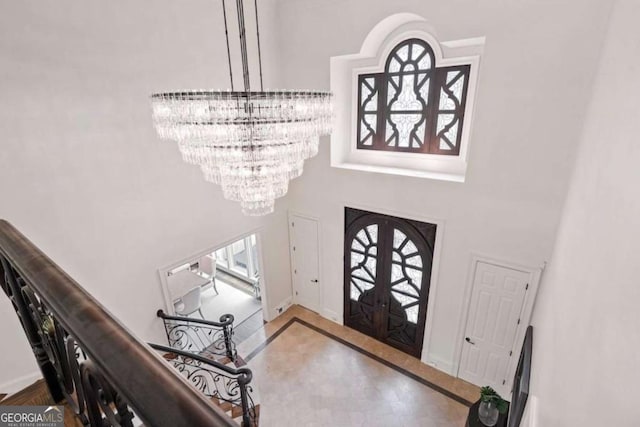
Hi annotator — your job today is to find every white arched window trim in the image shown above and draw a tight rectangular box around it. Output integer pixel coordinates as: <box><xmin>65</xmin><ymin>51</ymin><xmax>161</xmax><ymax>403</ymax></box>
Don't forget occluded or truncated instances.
<box><xmin>330</xmin><ymin>14</ymin><xmax>484</xmax><ymax>182</ymax></box>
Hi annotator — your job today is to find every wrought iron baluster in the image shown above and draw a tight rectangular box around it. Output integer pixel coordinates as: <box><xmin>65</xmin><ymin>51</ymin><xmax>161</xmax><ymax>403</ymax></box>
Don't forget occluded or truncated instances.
<box><xmin>81</xmin><ymin>360</ymin><xmax>135</xmax><ymax>427</ymax></box>
<box><xmin>0</xmin><ymin>256</ymin><xmax>63</xmax><ymax>401</ymax></box>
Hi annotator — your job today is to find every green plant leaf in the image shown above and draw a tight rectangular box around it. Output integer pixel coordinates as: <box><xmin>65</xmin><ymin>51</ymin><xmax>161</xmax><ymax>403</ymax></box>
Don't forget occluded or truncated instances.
<box><xmin>480</xmin><ymin>386</ymin><xmax>498</xmax><ymax>401</ymax></box>
<box><xmin>480</xmin><ymin>386</ymin><xmax>508</xmax><ymax>413</ymax></box>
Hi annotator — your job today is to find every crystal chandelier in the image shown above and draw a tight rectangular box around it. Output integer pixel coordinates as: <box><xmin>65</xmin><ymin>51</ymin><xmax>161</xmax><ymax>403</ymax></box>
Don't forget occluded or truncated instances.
<box><xmin>150</xmin><ymin>0</ymin><xmax>332</xmax><ymax>216</ymax></box>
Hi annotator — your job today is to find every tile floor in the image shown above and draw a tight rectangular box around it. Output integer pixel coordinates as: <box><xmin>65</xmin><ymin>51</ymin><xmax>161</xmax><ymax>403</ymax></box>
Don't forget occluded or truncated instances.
<box><xmin>234</xmin><ymin>309</ymin><xmax>265</xmax><ymax>343</ymax></box>
<box><xmin>237</xmin><ymin>305</ymin><xmax>480</xmax><ymax>426</ymax></box>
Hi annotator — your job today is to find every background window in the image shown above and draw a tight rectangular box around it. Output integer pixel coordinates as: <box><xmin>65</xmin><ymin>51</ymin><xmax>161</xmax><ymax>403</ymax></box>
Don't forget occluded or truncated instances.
<box><xmin>357</xmin><ymin>39</ymin><xmax>470</xmax><ymax>156</ymax></box>
<box><xmin>214</xmin><ymin>235</ymin><xmax>260</xmax><ymax>284</ymax></box>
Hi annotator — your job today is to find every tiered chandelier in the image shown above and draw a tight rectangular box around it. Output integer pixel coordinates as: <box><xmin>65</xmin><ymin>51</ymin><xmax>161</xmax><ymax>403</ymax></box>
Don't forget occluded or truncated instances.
<box><xmin>151</xmin><ymin>0</ymin><xmax>332</xmax><ymax>215</ymax></box>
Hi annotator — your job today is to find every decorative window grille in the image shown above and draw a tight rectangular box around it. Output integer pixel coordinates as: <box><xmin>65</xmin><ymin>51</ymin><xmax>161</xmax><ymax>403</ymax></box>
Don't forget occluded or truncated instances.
<box><xmin>357</xmin><ymin>39</ymin><xmax>470</xmax><ymax>156</ymax></box>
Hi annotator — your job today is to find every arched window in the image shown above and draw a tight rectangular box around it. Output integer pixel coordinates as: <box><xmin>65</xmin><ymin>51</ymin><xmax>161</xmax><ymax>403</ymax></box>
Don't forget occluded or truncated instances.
<box><xmin>357</xmin><ymin>39</ymin><xmax>470</xmax><ymax>155</ymax></box>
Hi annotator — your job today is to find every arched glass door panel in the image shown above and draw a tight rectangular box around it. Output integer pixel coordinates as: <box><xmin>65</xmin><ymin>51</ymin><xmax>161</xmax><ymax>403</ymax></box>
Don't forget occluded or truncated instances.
<box><xmin>344</xmin><ymin>207</ymin><xmax>436</xmax><ymax>357</ymax></box>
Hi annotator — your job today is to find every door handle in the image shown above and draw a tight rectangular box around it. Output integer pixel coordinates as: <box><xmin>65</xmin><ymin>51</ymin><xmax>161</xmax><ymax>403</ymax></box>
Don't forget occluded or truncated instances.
<box><xmin>465</xmin><ymin>337</ymin><xmax>476</xmax><ymax>345</ymax></box>
<box><xmin>311</xmin><ymin>279</ymin><xmax>318</xmax><ymax>283</ymax></box>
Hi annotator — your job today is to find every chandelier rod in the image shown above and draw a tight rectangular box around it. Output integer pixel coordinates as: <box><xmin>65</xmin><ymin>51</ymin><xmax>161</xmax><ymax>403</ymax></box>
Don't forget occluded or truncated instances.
<box><xmin>221</xmin><ymin>0</ymin><xmax>235</xmax><ymax>91</ymax></box>
<box><xmin>235</xmin><ymin>0</ymin><xmax>251</xmax><ymax>93</ymax></box>
<box><xmin>253</xmin><ymin>0</ymin><xmax>264</xmax><ymax>91</ymax></box>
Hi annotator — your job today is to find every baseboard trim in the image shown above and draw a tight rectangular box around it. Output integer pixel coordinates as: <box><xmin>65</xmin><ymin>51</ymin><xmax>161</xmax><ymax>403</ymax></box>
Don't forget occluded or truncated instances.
<box><xmin>0</xmin><ymin>371</ymin><xmax>42</xmax><ymax>394</ymax></box>
<box><xmin>423</xmin><ymin>354</ymin><xmax>456</xmax><ymax>376</ymax></box>
<box><xmin>321</xmin><ymin>308</ymin><xmax>342</xmax><ymax>324</ymax></box>
<box><xmin>272</xmin><ymin>296</ymin><xmax>293</xmax><ymax>318</ymax></box>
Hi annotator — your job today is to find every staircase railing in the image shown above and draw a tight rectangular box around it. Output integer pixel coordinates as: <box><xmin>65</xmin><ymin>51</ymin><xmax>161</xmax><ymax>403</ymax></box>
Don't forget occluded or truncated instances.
<box><xmin>157</xmin><ymin>309</ymin><xmax>237</xmax><ymax>362</ymax></box>
<box><xmin>0</xmin><ymin>220</ymin><xmax>236</xmax><ymax>427</ymax></box>
<box><xmin>150</xmin><ymin>344</ymin><xmax>258</xmax><ymax>427</ymax></box>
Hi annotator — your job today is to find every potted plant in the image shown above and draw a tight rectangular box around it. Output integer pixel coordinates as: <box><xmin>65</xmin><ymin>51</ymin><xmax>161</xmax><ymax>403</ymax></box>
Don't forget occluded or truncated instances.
<box><xmin>478</xmin><ymin>386</ymin><xmax>509</xmax><ymax>426</ymax></box>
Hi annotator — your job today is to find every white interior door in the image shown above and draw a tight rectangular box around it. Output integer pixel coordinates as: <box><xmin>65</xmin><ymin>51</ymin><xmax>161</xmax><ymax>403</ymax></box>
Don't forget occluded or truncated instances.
<box><xmin>289</xmin><ymin>215</ymin><xmax>321</xmax><ymax>313</ymax></box>
<box><xmin>459</xmin><ymin>261</ymin><xmax>529</xmax><ymax>396</ymax></box>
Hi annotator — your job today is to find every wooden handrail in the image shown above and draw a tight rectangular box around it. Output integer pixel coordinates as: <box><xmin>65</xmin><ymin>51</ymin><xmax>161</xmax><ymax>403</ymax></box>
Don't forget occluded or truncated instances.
<box><xmin>0</xmin><ymin>220</ymin><xmax>236</xmax><ymax>426</ymax></box>
<box><xmin>149</xmin><ymin>344</ymin><xmax>252</xmax><ymax>378</ymax></box>
<box><xmin>157</xmin><ymin>309</ymin><xmax>235</xmax><ymax>327</ymax></box>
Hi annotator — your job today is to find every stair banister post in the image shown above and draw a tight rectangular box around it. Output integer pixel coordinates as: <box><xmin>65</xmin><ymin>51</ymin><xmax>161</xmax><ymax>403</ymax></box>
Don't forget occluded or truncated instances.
<box><xmin>220</xmin><ymin>313</ymin><xmax>236</xmax><ymax>361</ymax></box>
<box><xmin>237</xmin><ymin>371</ymin><xmax>252</xmax><ymax>427</ymax></box>
<box><xmin>157</xmin><ymin>309</ymin><xmax>173</xmax><ymax>346</ymax></box>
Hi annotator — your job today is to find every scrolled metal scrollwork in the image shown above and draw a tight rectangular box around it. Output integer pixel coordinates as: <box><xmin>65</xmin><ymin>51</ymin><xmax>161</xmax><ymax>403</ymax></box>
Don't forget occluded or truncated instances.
<box><xmin>157</xmin><ymin>310</ymin><xmax>237</xmax><ymax>361</ymax></box>
<box><xmin>19</xmin><ymin>286</ymin><xmax>88</xmax><ymax>423</ymax></box>
<box><xmin>171</xmin><ymin>355</ymin><xmax>244</xmax><ymax>404</ymax></box>
<box><xmin>0</xmin><ymin>259</ymin><xmax>64</xmax><ymax>401</ymax></box>
<box><xmin>167</xmin><ymin>322</ymin><xmax>229</xmax><ymax>353</ymax></box>
<box><xmin>151</xmin><ymin>344</ymin><xmax>258</xmax><ymax>426</ymax></box>
<box><xmin>81</xmin><ymin>360</ymin><xmax>135</xmax><ymax>427</ymax></box>
<box><xmin>64</xmin><ymin>337</ymin><xmax>88</xmax><ymax>422</ymax></box>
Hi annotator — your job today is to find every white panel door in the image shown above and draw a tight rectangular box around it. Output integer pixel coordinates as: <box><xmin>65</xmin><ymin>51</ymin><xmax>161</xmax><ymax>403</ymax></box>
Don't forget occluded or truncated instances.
<box><xmin>290</xmin><ymin>215</ymin><xmax>321</xmax><ymax>312</ymax></box>
<box><xmin>459</xmin><ymin>261</ymin><xmax>529</xmax><ymax>395</ymax></box>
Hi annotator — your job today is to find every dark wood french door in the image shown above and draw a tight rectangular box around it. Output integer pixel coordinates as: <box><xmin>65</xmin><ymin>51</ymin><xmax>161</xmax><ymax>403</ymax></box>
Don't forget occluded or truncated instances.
<box><xmin>344</xmin><ymin>207</ymin><xmax>436</xmax><ymax>358</ymax></box>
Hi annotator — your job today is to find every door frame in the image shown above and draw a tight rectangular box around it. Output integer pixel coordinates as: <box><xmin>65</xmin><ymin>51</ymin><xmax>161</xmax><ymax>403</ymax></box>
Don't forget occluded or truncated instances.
<box><xmin>288</xmin><ymin>211</ymin><xmax>323</xmax><ymax>313</ymax></box>
<box><xmin>454</xmin><ymin>253</ymin><xmax>543</xmax><ymax>393</ymax></box>
<box><xmin>341</xmin><ymin>202</ymin><xmax>445</xmax><ymax>365</ymax></box>
<box><xmin>157</xmin><ymin>227</ymin><xmax>271</xmax><ymax>321</ymax></box>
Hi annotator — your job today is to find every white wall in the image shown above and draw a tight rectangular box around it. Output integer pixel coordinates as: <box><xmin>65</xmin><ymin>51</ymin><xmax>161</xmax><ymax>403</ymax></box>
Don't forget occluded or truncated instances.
<box><xmin>530</xmin><ymin>1</ymin><xmax>640</xmax><ymax>425</ymax></box>
<box><xmin>0</xmin><ymin>0</ymin><xmax>292</xmax><ymax>391</ymax></box>
<box><xmin>276</xmin><ymin>0</ymin><xmax>613</xmax><ymax>372</ymax></box>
